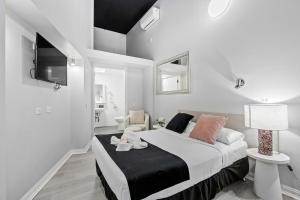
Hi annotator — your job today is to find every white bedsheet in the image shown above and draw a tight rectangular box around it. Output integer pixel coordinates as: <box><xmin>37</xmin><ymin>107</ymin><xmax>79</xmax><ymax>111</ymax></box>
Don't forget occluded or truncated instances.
<box><xmin>92</xmin><ymin>128</ymin><xmax>247</xmax><ymax>200</ymax></box>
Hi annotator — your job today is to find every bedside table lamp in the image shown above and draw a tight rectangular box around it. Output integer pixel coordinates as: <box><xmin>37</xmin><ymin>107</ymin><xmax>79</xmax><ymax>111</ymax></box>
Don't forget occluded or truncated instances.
<box><xmin>244</xmin><ymin>104</ymin><xmax>288</xmax><ymax>156</ymax></box>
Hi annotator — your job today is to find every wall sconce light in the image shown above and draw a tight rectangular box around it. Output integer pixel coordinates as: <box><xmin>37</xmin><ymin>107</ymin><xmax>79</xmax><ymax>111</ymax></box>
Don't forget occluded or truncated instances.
<box><xmin>208</xmin><ymin>0</ymin><xmax>231</xmax><ymax>18</ymax></box>
<box><xmin>69</xmin><ymin>58</ymin><xmax>76</xmax><ymax>66</ymax></box>
<box><xmin>235</xmin><ymin>78</ymin><xmax>245</xmax><ymax>89</ymax></box>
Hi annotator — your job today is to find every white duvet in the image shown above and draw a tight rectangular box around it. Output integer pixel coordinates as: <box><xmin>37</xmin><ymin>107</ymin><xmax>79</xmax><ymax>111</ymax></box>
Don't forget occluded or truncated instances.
<box><xmin>92</xmin><ymin>128</ymin><xmax>247</xmax><ymax>200</ymax></box>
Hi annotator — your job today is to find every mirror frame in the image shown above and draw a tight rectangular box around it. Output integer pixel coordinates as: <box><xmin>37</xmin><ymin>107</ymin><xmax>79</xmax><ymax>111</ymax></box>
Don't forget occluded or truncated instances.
<box><xmin>156</xmin><ymin>51</ymin><xmax>190</xmax><ymax>95</ymax></box>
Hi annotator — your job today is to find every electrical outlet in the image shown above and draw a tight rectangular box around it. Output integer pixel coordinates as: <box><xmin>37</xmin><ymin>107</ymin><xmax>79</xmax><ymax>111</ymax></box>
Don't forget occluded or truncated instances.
<box><xmin>46</xmin><ymin>106</ymin><xmax>52</xmax><ymax>113</ymax></box>
<box><xmin>35</xmin><ymin>107</ymin><xmax>42</xmax><ymax>115</ymax></box>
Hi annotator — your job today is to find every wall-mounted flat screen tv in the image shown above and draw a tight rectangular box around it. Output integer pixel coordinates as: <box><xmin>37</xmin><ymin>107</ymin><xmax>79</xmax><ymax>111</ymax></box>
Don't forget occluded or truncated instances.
<box><xmin>35</xmin><ymin>33</ymin><xmax>68</xmax><ymax>86</ymax></box>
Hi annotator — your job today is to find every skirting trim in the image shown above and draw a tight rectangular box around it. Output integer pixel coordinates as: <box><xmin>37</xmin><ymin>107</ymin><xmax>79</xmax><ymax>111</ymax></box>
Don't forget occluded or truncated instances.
<box><xmin>20</xmin><ymin>141</ymin><xmax>91</xmax><ymax>200</ymax></box>
<box><xmin>246</xmin><ymin>172</ymin><xmax>300</xmax><ymax>200</ymax></box>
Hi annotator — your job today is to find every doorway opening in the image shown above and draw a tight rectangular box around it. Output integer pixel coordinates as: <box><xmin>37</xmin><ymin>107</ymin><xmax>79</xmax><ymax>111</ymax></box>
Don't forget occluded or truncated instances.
<box><xmin>93</xmin><ymin>67</ymin><xmax>126</xmax><ymax>135</ymax></box>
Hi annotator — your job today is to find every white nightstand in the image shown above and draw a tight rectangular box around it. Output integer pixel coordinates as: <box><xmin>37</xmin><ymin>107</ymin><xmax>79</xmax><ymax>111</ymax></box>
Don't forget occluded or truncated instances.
<box><xmin>247</xmin><ymin>148</ymin><xmax>290</xmax><ymax>200</ymax></box>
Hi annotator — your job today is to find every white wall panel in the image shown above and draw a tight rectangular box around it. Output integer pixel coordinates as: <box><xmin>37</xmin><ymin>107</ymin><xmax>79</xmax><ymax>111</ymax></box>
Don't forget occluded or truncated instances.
<box><xmin>127</xmin><ymin>0</ymin><xmax>300</xmax><ymax>190</ymax></box>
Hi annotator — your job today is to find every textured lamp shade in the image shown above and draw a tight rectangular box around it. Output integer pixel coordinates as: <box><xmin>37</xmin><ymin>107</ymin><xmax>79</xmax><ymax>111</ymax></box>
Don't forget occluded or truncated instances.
<box><xmin>244</xmin><ymin>104</ymin><xmax>288</xmax><ymax>130</ymax></box>
<box><xmin>244</xmin><ymin>104</ymin><xmax>288</xmax><ymax>156</ymax></box>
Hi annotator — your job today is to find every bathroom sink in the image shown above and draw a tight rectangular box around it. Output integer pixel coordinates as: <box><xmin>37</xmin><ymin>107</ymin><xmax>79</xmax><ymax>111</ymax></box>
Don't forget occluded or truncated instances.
<box><xmin>95</xmin><ymin>108</ymin><xmax>104</xmax><ymax>114</ymax></box>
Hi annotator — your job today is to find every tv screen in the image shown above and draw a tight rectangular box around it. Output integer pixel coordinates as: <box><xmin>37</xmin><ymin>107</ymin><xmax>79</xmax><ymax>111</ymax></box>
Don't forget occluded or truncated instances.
<box><xmin>35</xmin><ymin>33</ymin><xmax>67</xmax><ymax>86</ymax></box>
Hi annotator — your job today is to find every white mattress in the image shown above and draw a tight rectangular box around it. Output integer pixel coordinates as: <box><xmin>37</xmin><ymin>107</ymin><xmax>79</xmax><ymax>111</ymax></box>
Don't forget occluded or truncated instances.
<box><xmin>92</xmin><ymin>128</ymin><xmax>247</xmax><ymax>200</ymax></box>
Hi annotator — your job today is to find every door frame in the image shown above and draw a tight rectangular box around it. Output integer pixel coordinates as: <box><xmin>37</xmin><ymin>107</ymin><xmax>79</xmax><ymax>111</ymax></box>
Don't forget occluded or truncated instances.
<box><xmin>91</xmin><ymin>65</ymin><xmax>128</xmax><ymax>134</ymax></box>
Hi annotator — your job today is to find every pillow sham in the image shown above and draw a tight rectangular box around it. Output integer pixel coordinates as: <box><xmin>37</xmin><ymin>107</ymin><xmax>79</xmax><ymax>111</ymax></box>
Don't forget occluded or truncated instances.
<box><xmin>166</xmin><ymin>113</ymin><xmax>194</xmax><ymax>133</ymax></box>
<box><xmin>217</xmin><ymin>128</ymin><xmax>244</xmax><ymax>145</ymax></box>
<box><xmin>189</xmin><ymin>114</ymin><xmax>227</xmax><ymax>144</ymax></box>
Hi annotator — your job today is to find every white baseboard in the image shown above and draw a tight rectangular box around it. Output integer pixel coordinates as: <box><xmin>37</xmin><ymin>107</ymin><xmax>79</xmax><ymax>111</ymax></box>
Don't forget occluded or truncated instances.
<box><xmin>282</xmin><ymin>185</ymin><xmax>300</xmax><ymax>200</ymax></box>
<box><xmin>20</xmin><ymin>142</ymin><xmax>91</xmax><ymax>200</ymax></box>
<box><xmin>70</xmin><ymin>141</ymin><xmax>91</xmax><ymax>155</ymax></box>
<box><xmin>246</xmin><ymin>173</ymin><xmax>300</xmax><ymax>200</ymax></box>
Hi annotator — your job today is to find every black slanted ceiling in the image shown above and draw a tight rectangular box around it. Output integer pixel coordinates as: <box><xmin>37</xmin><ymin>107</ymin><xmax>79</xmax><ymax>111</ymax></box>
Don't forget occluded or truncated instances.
<box><xmin>94</xmin><ymin>0</ymin><xmax>157</xmax><ymax>34</ymax></box>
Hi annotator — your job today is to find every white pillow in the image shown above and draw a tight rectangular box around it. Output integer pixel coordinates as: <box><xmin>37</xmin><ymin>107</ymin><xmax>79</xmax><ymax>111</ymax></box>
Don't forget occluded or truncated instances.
<box><xmin>216</xmin><ymin>128</ymin><xmax>244</xmax><ymax>145</ymax></box>
<box><xmin>183</xmin><ymin>121</ymin><xmax>196</xmax><ymax>135</ymax></box>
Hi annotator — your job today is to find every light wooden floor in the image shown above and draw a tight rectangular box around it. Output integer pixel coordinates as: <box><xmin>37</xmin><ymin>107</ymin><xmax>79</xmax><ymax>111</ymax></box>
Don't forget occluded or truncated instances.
<box><xmin>34</xmin><ymin>151</ymin><xmax>295</xmax><ymax>200</ymax></box>
<box><xmin>94</xmin><ymin>126</ymin><xmax>121</xmax><ymax>135</ymax></box>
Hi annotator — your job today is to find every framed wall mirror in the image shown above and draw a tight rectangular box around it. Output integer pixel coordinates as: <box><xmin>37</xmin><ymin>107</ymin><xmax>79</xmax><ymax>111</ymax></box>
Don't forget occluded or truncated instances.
<box><xmin>156</xmin><ymin>52</ymin><xmax>190</xmax><ymax>95</ymax></box>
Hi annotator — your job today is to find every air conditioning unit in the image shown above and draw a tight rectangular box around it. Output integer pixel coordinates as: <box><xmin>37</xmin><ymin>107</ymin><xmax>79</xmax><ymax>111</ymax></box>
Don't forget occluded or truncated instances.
<box><xmin>140</xmin><ymin>7</ymin><xmax>160</xmax><ymax>31</ymax></box>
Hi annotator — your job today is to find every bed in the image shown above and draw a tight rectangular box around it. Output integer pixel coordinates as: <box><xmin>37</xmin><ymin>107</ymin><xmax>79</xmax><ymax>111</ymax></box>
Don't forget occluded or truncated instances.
<box><xmin>92</xmin><ymin>111</ymin><xmax>249</xmax><ymax>200</ymax></box>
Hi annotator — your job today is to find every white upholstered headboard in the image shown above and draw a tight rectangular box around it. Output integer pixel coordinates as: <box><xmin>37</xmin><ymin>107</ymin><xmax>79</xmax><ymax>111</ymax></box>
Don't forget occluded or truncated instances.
<box><xmin>178</xmin><ymin>109</ymin><xmax>246</xmax><ymax>132</ymax></box>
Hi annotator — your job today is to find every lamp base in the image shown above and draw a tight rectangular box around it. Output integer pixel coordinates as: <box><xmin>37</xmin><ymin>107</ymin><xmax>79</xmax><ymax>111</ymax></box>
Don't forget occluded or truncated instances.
<box><xmin>258</xmin><ymin>129</ymin><xmax>273</xmax><ymax>156</ymax></box>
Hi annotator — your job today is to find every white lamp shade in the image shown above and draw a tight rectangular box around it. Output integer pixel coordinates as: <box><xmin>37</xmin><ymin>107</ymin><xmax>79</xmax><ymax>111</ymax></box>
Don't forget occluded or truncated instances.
<box><xmin>244</xmin><ymin>104</ymin><xmax>288</xmax><ymax>130</ymax></box>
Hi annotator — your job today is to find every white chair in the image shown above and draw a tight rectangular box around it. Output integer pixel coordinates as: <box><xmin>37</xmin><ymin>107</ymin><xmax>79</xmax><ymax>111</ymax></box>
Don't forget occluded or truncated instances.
<box><xmin>124</xmin><ymin>112</ymin><xmax>150</xmax><ymax>132</ymax></box>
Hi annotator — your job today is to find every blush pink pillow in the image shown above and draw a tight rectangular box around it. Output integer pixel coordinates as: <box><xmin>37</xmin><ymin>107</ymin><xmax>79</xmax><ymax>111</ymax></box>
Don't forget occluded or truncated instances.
<box><xmin>190</xmin><ymin>115</ymin><xmax>227</xmax><ymax>144</ymax></box>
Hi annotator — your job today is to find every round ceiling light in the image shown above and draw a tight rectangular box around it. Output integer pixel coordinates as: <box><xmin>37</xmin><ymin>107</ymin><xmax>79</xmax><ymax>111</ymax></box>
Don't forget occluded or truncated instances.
<box><xmin>208</xmin><ymin>0</ymin><xmax>231</xmax><ymax>18</ymax></box>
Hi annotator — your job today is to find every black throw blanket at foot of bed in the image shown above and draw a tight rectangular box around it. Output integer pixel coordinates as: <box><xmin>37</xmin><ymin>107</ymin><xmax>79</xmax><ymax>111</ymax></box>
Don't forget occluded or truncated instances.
<box><xmin>95</xmin><ymin>134</ymin><xmax>190</xmax><ymax>200</ymax></box>
<box><xmin>96</xmin><ymin>156</ymin><xmax>249</xmax><ymax>200</ymax></box>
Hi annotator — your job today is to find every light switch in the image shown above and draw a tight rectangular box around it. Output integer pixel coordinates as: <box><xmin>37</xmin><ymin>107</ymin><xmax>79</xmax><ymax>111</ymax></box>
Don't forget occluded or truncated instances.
<box><xmin>46</xmin><ymin>106</ymin><xmax>52</xmax><ymax>113</ymax></box>
<box><xmin>35</xmin><ymin>107</ymin><xmax>42</xmax><ymax>115</ymax></box>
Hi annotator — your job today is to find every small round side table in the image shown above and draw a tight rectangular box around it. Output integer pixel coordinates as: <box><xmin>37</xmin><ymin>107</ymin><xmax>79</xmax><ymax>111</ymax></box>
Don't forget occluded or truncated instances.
<box><xmin>247</xmin><ymin>148</ymin><xmax>290</xmax><ymax>200</ymax></box>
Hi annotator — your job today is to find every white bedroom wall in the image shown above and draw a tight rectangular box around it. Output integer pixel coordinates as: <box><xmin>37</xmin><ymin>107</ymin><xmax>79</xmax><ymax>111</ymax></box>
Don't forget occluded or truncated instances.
<box><xmin>32</xmin><ymin>0</ymin><xmax>93</xmax><ymax>50</ymax></box>
<box><xmin>143</xmin><ymin>66</ymin><xmax>154</xmax><ymax>121</ymax></box>
<box><xmin>5</xmin><ymin>16</ymin><xmax>72</xmax><ymax>200</ymax></box>
<box><xmin>94</xmin><ymin>27</ymin><xmax>126</xmax><ymax>55</ymax></box>
<box><xmin>69</xmin><ymin>65</ymin><xmax>89</xmax><ymax>148</ymax></box>
<box><xmin>0</xmin><ymin>0</ymin><xmax>6</xmax><ymax>199</ymax></box>
<box><xmin>30</xmin><ymin>0</ymin><xmax>93</xmax><ymax>149</ymax></box>
<box><xmin>83</xmin><ymin>59</ymin><xmax>93</xmax><ymax>142</ymax></box>
<box><xmin>127</xmin><ymin>0</ymin><xmax>300</xmax><ymax>191</ymax></box>
<box><xmin>126</xmin><ymin>68</ymin><xmax>144</xmax><ymax>112</ymax></box>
